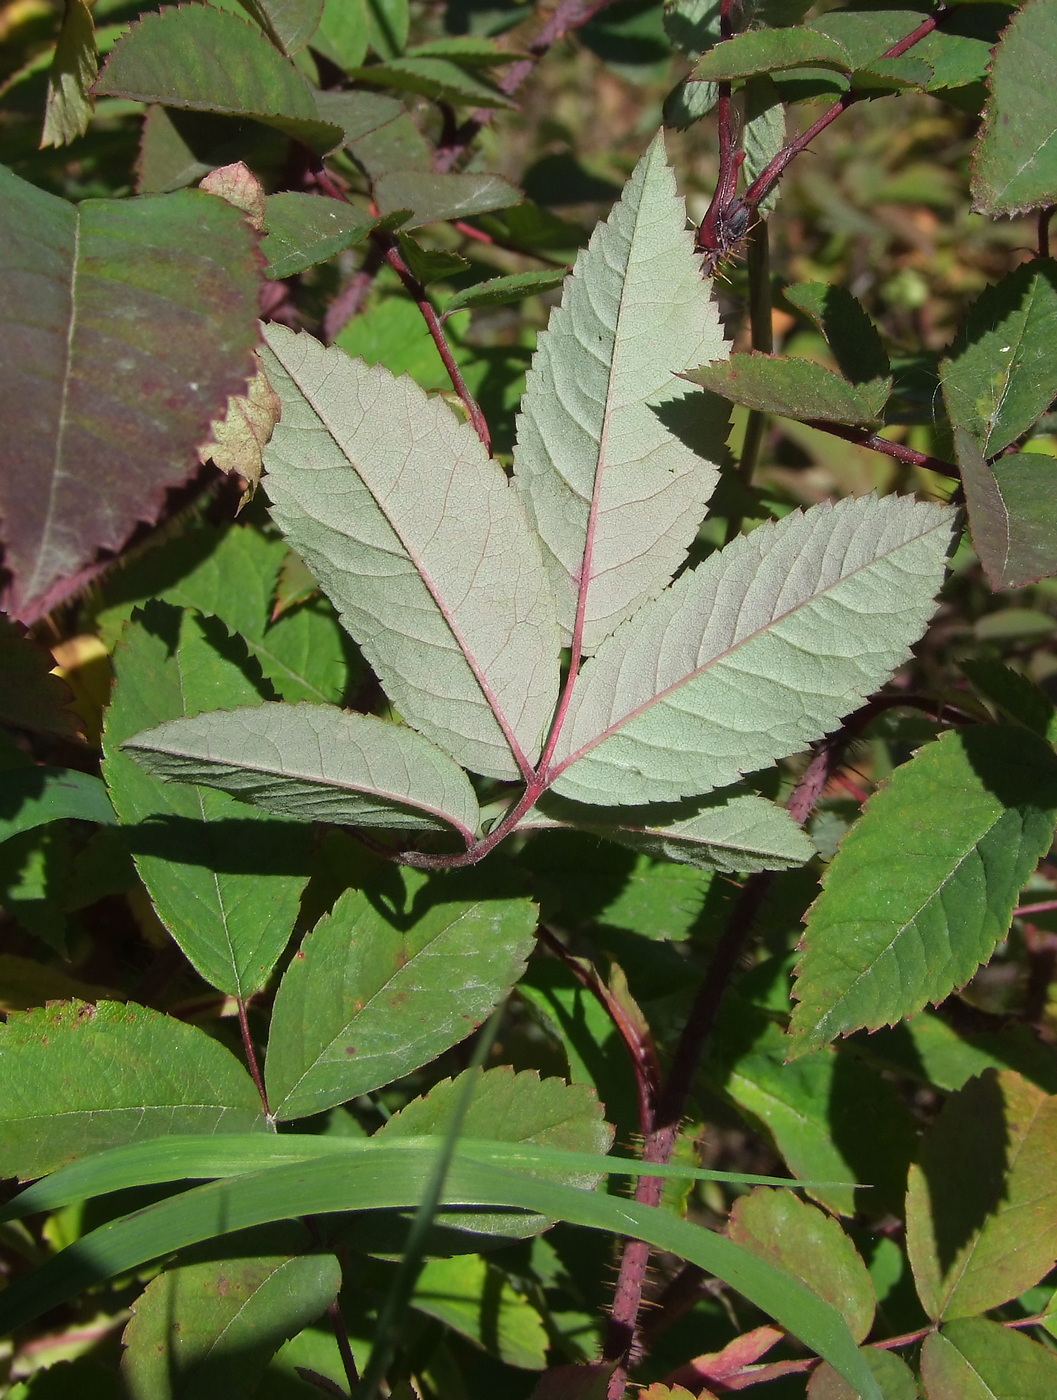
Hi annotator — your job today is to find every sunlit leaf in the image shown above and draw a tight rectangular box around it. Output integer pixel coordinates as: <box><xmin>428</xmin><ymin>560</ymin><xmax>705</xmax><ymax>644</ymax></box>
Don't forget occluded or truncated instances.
<box><xmin>921</xmin><ymin>1317</ymin><xmax>1057</xmax><ymax>1399</ymax></box>
<box><xmin>40</xmin><ymin>0</ymin><xmax>97</xmax><ymax>147</ymax></box>
<box><xmin>413</xmin><ymin>1254</ymin><xmax>548</xmax><ymax>1369</ymax></box>
<box><xmin>94</xmin><ymin>4</ymin><xmax>343</xmax><ymax>152</ymax></box>
<box><xmin>0</xmin><ymin>768</ymin><xmax>116</xmax><ymax>846</ymax></box>
<box><xmin>124</xmin><ymin>700</ymin><xmax>482</xmax><ymax>842</ymax></box>
<box><xmin>790</xmin><ymin>726</ymin><xmax>1057</xmax><ymax>1054</ymax></box>
<box><xmin>0</xmin><ymin>1001</ymin><xmax>264</xmax><ymax>1181</ymax></box>
<box><xmin>235</xmin><ymin>0</ymin><xmax>325</xmax><ymax>55</ymax></box>
<box><xmin>691</xmin><ymin>28</ymin><xmax>851</xmax><ymax>80</ymax></box>
<box><xmin>514</xmin><ymin>134</ymin><xmax>729</xmax><ymax>653</ymax></box>
<box><xmin>550</xmin><ymin>494</ymin><xmax>954</xmax><ymax>806</ymax></box>
<box><xmin>956</xmin><ymin>432</ymin><xmax>1057</xmax><ymax>589</ymax></box>
<box><xmin>906</xmin><ymin>1069</ymin><xmax>1057</xmax><ymax>1320</ymax></box>
<box><xmin>260</xmin><ymin>325</ymin><xmax>560</xmax><ymax>780</ymax></box>
<box><xmin>261</xmin><ymin>193</ymin><xmax>380</xmax><ymax>277</ymax></box>
<box><xmin>686</xmin><ymin>352</ymin><xmax>888</xmax><ymax>424</ymax></box>
<box><xmin>264</xmin><ymin>874</ymin><xmax>537</xmax><ymax>1118</ymax></box>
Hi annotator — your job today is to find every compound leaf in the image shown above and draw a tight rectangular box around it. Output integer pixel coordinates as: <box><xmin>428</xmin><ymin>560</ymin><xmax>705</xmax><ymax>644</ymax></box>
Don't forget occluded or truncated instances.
<box><xmin>906</xmin><ymin>1069</ymin><xmax>1057</xmax><ymax>1320</ymax></box>
<box><xmin>264</xmin><ymin>872</ymin><xmax>538</xmax><ymax>1119</ymax></box>
<box><xmin>94</xmin><ymin>4</ymin><xmax>343</xmax><ymax>152</ymax></box>
<box><xmin>260</xmin><ymin>324</ymin><xmax>559</xmax><ymax>781</ymax></box>
<box><xmin>0</xmin><ymin>166</ymin><xmax>260</xmax><ymax>622</ymax></box>
<box><xmin>103</xmin><ymin>606</ymin><xmax>311</xmax><ymax>999</ymax></box>
<box><xmin>124</xmin><ymin>700</ymin><xmax>481</xmax><ymax>843</ymax></box>
<box><xmin>0</xmin><ymin>1001</ymin><xmax>264</xmax><ymax>1181</ymax></box>
<box><xmin>514</xmin><ymin>134</ymin><xmax>729</xmax><ymax>654</ymax></box>
<box><xmin>972</xmin><ymin>0</ymin><xmax>1057</xmax><ymax>214</ymax></box>
<box><xmin>790</xmin><ymin>726</ymin><xmax>1057</xmax><ymax>1055</ymax></box>
<box><xmin>550</xmin><ymin>494</ymin><xmax>954</xmax><ymax>806</ymax></box>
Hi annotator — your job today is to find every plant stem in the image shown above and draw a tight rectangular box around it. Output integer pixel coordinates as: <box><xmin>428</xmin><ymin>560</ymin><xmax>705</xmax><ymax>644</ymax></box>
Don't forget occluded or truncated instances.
<box><xmin>726</xmin><ymin>218</ymin><xmax>773</xmax><ymax>541</ymax></box>
<box><xmin>801</xmin><ymin>420</ymin><xmax>961</xmax><ymax>481</ymax></box>
<box><xmin>237</xmin><ymin>996</ymin><xmax>270</xmax><ymax>1117</ymax></box>
<box><xmin>327</xmin><ymin>1299</ymin><xmax>361</xmax><ymax>1393</ymax></box>
<box><xmin>373</xmin><ymin>232</ymin><xmax>493</xmax><ymax>454</ymax></box>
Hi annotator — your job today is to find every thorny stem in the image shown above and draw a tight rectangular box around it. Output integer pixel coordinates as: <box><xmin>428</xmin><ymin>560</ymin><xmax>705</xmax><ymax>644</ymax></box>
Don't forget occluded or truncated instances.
<box><xmin>372</xmin><ymin>231</ymin><xmax>493</xmax><ymax>453</ymax></box>
<box><xmin>236</xmin><ymin>996</ymin><xmax>270</xmax><ymax>1116</ymax></box>
<box><xmin>537</xmin><ymin>926</ymin><xmax>663</xmax><ymax>1135</ymax></box>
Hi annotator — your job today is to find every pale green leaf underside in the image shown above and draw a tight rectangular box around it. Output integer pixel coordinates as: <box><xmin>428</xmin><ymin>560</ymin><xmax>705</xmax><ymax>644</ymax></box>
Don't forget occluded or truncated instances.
<box><xmin>514</xmin><ymin>133</ymin><xmax>729</xmax><ymax>654</ymax></box>
<box><xmin>260</xmin><ymin>325</ymin><xmax>559</xmax><ymax>780</ymax></box>
<box><xmin>124</xmin><ymin>702</ymin><xmax>479</xmax><ymax>842</ymax></box>
<box><xmin>789</xmin><ymin>726</ymin><xmax>1057</xmax><ymax>1055</ymax></box>
<box><xmin>519</xmin><ymin>790</ymin><xmax>815</xmax><ymax>873</ymax></box>
<box><xmin>550</xmin><ymin>493</ymin><xmax>955</xmax><ymax>805</ymax></box>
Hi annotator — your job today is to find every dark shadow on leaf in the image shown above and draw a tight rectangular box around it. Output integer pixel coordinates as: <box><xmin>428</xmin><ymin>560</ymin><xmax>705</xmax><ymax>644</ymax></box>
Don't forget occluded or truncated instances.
<box><xmin>123</xmin><ymin>815</ymin><xmax>311</xmax><ymax>875</ymax></box>
<box><xmin>522</xmin><ymin>154</ymin><xmax>622</xmax><ymax>208</ymax></box>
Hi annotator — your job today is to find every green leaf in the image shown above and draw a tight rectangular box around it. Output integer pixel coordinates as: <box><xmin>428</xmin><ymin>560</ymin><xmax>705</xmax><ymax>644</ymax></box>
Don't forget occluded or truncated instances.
<box><xmin>520</xmin><ymin>790</ymin><xmax>816</xmax><ymax>874</ymax></box>
<box><xmin>808</xmin><ymin>1348</ymin><xmax>917</xmax><ymax>1400</ymax></box>
<box><xmin>366</xmin><ymin>0</ymin><xmax>409</xmax><ymax>59</ymax></box>
<box><xmin>260</xmin><ymin>324</ymin><xmax>560</xmax><ymax>781</ymax></box>
<box><xmin>742</xmin><ymin>75</ymin><xmax>785</xmax><ymax>214</ymax></box>
<box><xmin>0</xmin><ymin>167</ymin><xmax>261</xmax><ymax>622</ymax></box>
<box><xmin>314</xmin><ymin>87</ymin><xmax>402</xmax><ymax>144</ymax></box>
<box><xmin>102</xmin><ymin>606</ymin><xmax>311</xmax><ymax>999</ymax></box>
<box><xmin>941</xmin><ymin>261</ymin><xmax>1057</xmax><ymax>455</ymax></box>
<box><xmin>94</xmin><ymin>5</ymin><xmax>343</xmax><ymax>153</ymax></box>
<box><xmin>790</xmin><ymin>726</ymin><xmax>1057</xmax><ymax>1055</ymax></box>
<box><xmin>921</xmin><ymin>1316</ymin><xmax>1057</xmax><ymax>1398</ymax></box>
<box><xmin>262</xmin><ymin>193</ymin><xmax>378</xmax><ymax>277</ymax></box>
<box><xmin>550</xmin><ymin>494</ymin><xmax>954</xmax><ymax>806</ymax></box>
<box><xmin>378</xmin><ymin>1067</ymin><xmax>612</xmax><ymax>1237</ymax></box>
<box><xmin>784</xmin><ymin>283</ymin><xmax>892</xmax><ymax>408</ymax></box>
<box><xmin>906</xmin><ymin>1069</ymin><xmax>1057</xmax><ymax>1320</ymax></box>
<box><xmin>514</xmin><ymin>133</ymin><xmax>729</xmax><ymax>654</ymax></box>
<box><xmin>311</xmin><ymin>0</ymin><xmax>368</xmax><ymax>69</ymax></box>
<box><xmin>253</xmin><ymin>600</ymin><xmax>355</xmax><ymax>705</ymax></box>
<box><xmin>916</xmin><ymin>7</ymin><xmax>1015</xmax><ymax>96</ymax></box>
<box><xmin>0</xmin><ymin>1152</ymin><xmax>883</xmax><ymax>1400</ymax></box>
<box><xmin>412</xmin><ymin>1254</ymin><xmax>547</xmax><ymax>1370</ymax></box>
<box><xmin>858</xmin><ymin>1008</ymin><xmax>1057</xmax><ymax>1095</ymax></box>
<box><xmin>372</xmin><ymin>171</ymin><xmax>522</xmax><ymax>226</ymax></box>
<box><xmin>0</xmin><ymin>619</ymin><xmax>79</xmax><ymax>738</ymax></box>
<box><xmin>958</xmin><ymin>435</ymin><xmax>1057</xmax><ymax>589</ymax></box>
<box><xmin>729</xmin><ymin>1189</ymin><xmax>875</xmax><ymax>1343</ymax></box>
<box><xmin>972</xmin><ymin>0</ymin><xmax>1057</xmax><ymax>214</ymax></box>
<box><xmin>686</xmin><ymin>352</ymin><xmax>888</xmax><ymax>424</ymax></box>
<box><xmin>40</xmin><ymin>0</ymin><xmax>97</xmax><ymax>147</ymax></box>
<box><xmin>0</xmin><ymin>768</ymin><xmax>116</xmax><ymax>845</ymax></box>
<box><xmin>235</xmin><ymin>0</ymin><xmax>325</xmax><ymax>55</ymax></box>
<box><xmin>443</xmin><ymin>270</ymin><xmax>568</xmax><ymax>315</ymax></box>
<box><xmin>961</xmin><ymin>659</ymin><xmax>1057</xmax><ymax>743</ymax></box>
<box><xmin>405</xmin><ymin>36</ymin><xmax>520</xmax><ymax>65</ymax></box>
<box><xmin>396</xmin><ymin>233</ymin><xmax>470</xmax><ymax>285</ymax></box>
<box><xmin>705</xmin><ymin>997</ymin><xmax>917</xmax><ymax>1217</ymax></box>
<box><xmin>0</xmin><ymin>1001</ymin><xmax>264</xmax><ymax>1181</ymax></box>
<box><xmin>348</xmin><ymin>56</ymin><xmax>517</xmax><ymax>107</ymax></box>
<box><xmin>123</xmin><ymin>701</ymin><xmax>482</xmax><ymax>843</ymax></box>
<box><xmin>691</xmin><ymin>29</ymin><xmax>852</xmax><ymax>81</ymax></box>
<box><xmin>264</xmin><ymin>874</ymin><xmax>538</xmax><ymax>1119</ymax></box>
<box><xmin>122</xmin><ymin>1231</ymin><xmax>341</xmax><ymax>1400</ymax></box>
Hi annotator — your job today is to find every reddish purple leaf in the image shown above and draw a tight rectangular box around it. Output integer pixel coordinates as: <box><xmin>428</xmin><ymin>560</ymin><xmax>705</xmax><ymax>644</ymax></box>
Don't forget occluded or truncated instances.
<box><xmin>0</xmin><ymin>165</ymin><xmax>261</xmax><ymax>622</ymax></box>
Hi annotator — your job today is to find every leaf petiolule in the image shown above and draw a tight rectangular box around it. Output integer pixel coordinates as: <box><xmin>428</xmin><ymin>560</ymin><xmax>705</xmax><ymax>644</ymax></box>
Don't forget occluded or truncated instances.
<box><xmin>93</xmin><ymin>3</ymin><xmax>343</xmax><ymax>152</ymax></box>
<box><xmin>789</xmin><ymin>726</ymin><xmax>1057</xmax><ymax>1056</ymax></box>
<box><xmin>123</xmin><ymin>701</ymin><xmax>482</xmax><ymax>843</ymax></box>
<box><xmin>0</xmin><ymin>167</ymin><xmax>260</xmax><ymax>622</ymax></box>
<box><xmin>549</xmin><ymin>493</ymin><xmax>954</xmax><ymax>807</ymax></box>
<box><xmin>259</xmin><ymin>324</ymin><xmax>559</xmax><ymax>781</ymax></box>
<box><xmin>513</xmin><ymin>133</ymin><xmax>729</xmax><ymax>655</ymax></box>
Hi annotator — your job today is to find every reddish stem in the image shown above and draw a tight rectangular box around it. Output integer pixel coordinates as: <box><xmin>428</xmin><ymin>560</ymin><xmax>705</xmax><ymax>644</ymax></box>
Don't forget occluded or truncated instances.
<box><xmin>373</xmin><ymin>232</ymin><xmax>493</xmax><ymax>454</ymax></box>
<box><xmin>237</xmin><ymin>996</ymin><xmax>270</xmax><ymax>1116</ymax></box>
<box><xmin>800</xmin><ymin>421</ymin><xmax>961</xmax><ymax>481</ymax></box>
